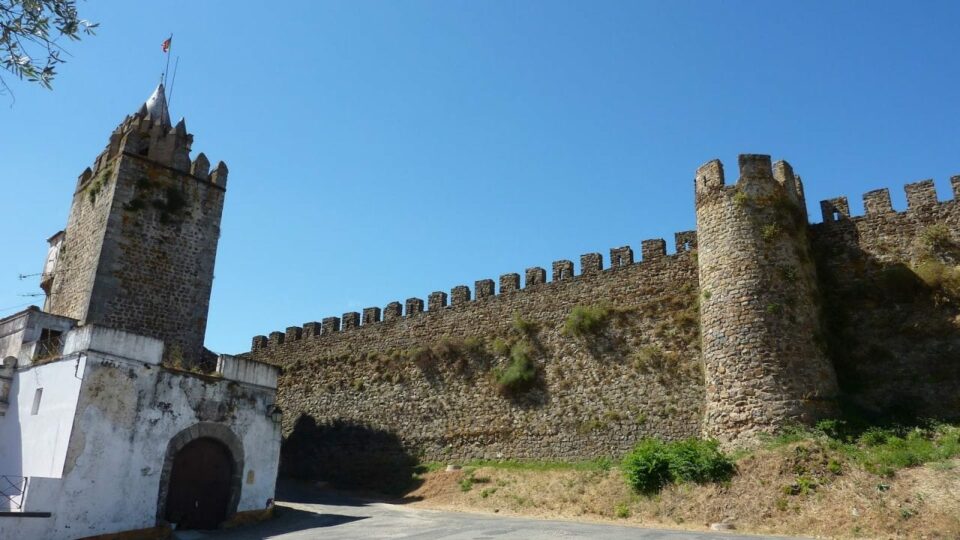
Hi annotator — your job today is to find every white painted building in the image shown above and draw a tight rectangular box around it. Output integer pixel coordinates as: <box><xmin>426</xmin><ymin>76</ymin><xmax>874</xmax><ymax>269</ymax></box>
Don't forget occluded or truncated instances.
<box><xmin>0</xmin><ymin>85</ymin><xmax>283</xmax><ymax>539</ymax></box>
<box><xmin>0</xmin><ymin>309</ymin><xmax>281</xmax><ymax>539</ymax></box>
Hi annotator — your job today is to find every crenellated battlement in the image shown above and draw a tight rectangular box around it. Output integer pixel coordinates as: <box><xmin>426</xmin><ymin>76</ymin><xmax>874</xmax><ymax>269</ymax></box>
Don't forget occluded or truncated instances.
<box><xmin>817</xmin><ymin>176</ymin><xmax>960</xmax><ymax>223</ymax></box>
<box><xmin>250</xmin><ymin>230</ymin><xmax>699</xmax><ymax>351</ymax></box>
<box><xmin>694</xmin><ymin>154</ymin><xmax>806</xmax><ymax>208</ymax></box>
<box><xmin>257</xmin><ymin>152</ymin><xmax>960</xmax><ymax>458</ymax></box>
<box><xmin>80</xmin><ymin>86</ymin><xmax>227</xmax><ymax>192</ymax></box>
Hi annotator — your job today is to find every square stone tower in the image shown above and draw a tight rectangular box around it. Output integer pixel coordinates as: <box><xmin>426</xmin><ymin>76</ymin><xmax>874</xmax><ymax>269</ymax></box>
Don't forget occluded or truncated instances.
<box><xmin>43</xmin><ymin>84</ymin><xmax>227</xmax><ymax>368</ymax></box>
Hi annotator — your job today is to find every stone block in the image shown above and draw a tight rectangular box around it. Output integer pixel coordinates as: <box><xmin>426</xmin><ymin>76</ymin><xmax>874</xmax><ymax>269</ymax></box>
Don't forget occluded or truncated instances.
<box><xmin>499</xmin><ymin>273</ymin><xmax>520</xmax><ymax>293</ymax></box>
<box><xmin>384</xmin><ymin>302</ymin><xmax>402</xmax><ymax>322</ymax></box>
<box><xmin>580</xmin><ymin>253</ymin><xmax>602</xmax><ymax>274</ymax></box>
<box><xmin>362</xmin><ymin>307</ymin><xmax>381</xmax><ymax>325</ymax></box>
<box><xmin>405</xmin><ymin>298</ymin><xmax>424</xmax><ymax>316</ymax></box>
<box><xmin>610</xmin><ymin>246</ymin><xmax>634</xmax><ymax>267</ymax></box>
<box><xmin>552</xmin><ymin>260</ymin><xmax>573</xmax><ymax>281</ymax></box>
<box><xmin>321</xmin><ymin>317</ymin><xmax>340</xmax><ymax>335</ymax></box>
<box><xmin>641</xmin><ymin>239</ymin><xmax>666</xmax><ymax>261</ymax></box>
<box><xmin>342</xmin><ymin>312</ymin><xmax>360</xmax><ymax>330</ymax></box>
<box><xmin>428</xmin><ymin>291</ymin><xmax>448</xmax><ymax>311</ymax></box>
<box><xmin>525</xmin><ymin>267</ymin><xmax>546</xmax><ymax>287</ymax></box>
<box><xmin>475</xmin><ymin>279</ymin><xmax>495</xmax><ymax>299</ymax></box>
<box><xmin>451</xmin><ymin>286</ymin><xmax>471</xmax><ymax>305</ymax></box>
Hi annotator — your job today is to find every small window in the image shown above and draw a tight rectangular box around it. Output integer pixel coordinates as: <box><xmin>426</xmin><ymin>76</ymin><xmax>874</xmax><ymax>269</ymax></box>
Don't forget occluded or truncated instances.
<box><xmin>31</xmin><ymin>388</ymin><xmax>43</xmax><ymax>415</ymax></box>
<box><xmin>34</xmin><ymin>329</ymin><xmax>64</xmax><ymax>362</ymax></box>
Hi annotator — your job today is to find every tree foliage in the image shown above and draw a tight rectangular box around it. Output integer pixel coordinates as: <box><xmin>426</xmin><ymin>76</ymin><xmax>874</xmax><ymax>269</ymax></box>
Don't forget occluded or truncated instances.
<box><xmin>1</xmin><ymin>0</ymin><xmax>97</xmax><ymax>93</ymax></box>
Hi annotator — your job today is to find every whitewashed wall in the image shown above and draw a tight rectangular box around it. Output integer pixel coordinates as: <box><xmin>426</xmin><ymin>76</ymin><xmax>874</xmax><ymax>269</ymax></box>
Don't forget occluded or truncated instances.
<box><xmin>0</xmin><ymin>356</ymin><xmax>84</xmax><ymax>480</ymax></box>
<box><xmin>0</xmin><ymin>326</ymin><xmax>282</xmax><ymax>540</ymax></box>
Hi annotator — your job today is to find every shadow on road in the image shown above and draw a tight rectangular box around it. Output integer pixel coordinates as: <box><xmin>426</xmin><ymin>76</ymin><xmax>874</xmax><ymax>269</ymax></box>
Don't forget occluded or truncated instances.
<box><xmin>193</xmin><ymin>506</ymin><xmax>367</xmax><ymax>539</ymax></box>
<box><xmin>280</xmin><ymin>415</ymin><xmax>425</xmax><ymax>499</ymax></box>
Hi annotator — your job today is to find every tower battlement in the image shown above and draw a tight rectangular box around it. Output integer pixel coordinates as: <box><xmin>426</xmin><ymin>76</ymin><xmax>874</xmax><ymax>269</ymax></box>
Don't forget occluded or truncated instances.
<box><xmin>82</xmin><ymin>84</ymin><xmax>227</xmax><ymax>191</ymax></box>
<box><xmin>43</xmin><ymin>83</ymin><xmax>227</xmax><ymax>368</ymax></box>
<box><xmin>695</xmin><ymin>154</ymin><xmax>805</xmax><ymax>207</ymax></box>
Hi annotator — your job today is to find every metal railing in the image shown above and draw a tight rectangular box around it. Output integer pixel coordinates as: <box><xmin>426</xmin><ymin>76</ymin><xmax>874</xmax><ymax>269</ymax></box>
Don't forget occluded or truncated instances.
<box><xmin>0</xmin><ymin>475</ymin><xmax>26</xmax><ymax>511</ymax></box>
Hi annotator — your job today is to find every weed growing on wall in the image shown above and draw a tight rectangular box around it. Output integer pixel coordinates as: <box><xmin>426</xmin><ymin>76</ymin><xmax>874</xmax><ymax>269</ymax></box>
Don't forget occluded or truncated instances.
<box><xmin>914</xmin><ymin>261</ymin><xmax>960</xmax><ymax>301</ymax></box>
<box><xmin>562</xmin><ymin>305</ymin><xmax>611</xmax><ymax>338</ymax></box>
<box><xmin>761</xmin><ymin>223</ymin><xmax>782</xmax><ymax>242</ymax></box>
<box><xmin>86</xmin><ymin>172</ymin><xmax>107</xmax><ymax>204</ymax></box>
<box><xmin>511</xmin><ymin>312</ymin><xmax>538</xmax><ymax>336</ymax></box>
<box><xmin>496</xmin><ymin>341</ymin><xmax>537</xmax><ymax>395</ymax></box>
<box><xmin>918</xmin><ymin>224</ymin><xmax>958</xmax><ymax>261</ymax></box>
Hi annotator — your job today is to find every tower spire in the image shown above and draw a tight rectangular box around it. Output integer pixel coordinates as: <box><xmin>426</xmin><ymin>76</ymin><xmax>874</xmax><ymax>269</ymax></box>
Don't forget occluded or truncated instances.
<box><xmin>143</xmin><ymin>82</ymin><xmax>171</xmax><ymax>126</ymax></box>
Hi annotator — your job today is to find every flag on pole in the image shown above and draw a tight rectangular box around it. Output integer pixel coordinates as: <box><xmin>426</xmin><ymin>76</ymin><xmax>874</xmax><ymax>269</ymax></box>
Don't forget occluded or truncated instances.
<box><xmin>161</xmin><ymin>37</ymin><xmax>172</xmax><ymax>53</ymax></box>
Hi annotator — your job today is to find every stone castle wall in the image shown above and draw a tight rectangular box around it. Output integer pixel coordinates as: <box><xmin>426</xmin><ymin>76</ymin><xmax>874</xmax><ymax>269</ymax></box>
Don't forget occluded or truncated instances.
<box><xmin>248</xmin><ymin>156</ymin><xmax>960</xmax><ymax>470</ymax></box>
<box><xmin>250</xmin><ymin>238</ymin><xmax>704</xmax><ymax>462</ymax></box>
<box><xmin>812</xmin><ymin>176</ymin><xmax>960</xmax><ymax>420</ymax></box>
<box><xmin>47</xmin><ymin>112</ymin><xmax>227</xmax><ymax>366</ymax></box>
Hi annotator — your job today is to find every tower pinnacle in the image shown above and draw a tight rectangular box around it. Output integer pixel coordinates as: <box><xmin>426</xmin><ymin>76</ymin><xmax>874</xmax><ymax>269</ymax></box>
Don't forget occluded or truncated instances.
<box><xmin>143</xmin><ymin>82</ymin><xmax>171</xmax><ymax>125</ymax></box>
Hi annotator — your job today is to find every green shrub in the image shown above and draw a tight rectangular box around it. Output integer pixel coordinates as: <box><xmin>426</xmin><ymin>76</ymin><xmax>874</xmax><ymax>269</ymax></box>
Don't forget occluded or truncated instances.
<box><xmin>773</xmin><ymin>420</ymin><xmax>960</xmax><ymax>477</ymax></box>
<box><xmin>409</xmin><ymin>347</ymin><xmax>436</xmax><ymax>371</ymax></box>
<box><xmin>858</xmin><ymin>427</ymin><xmax>893</xmax><ymax>447</ymax></box>
<box><xmin>563</xmin><ymin>305</ymin><xmax>610</xmax><ymax>337</ymax></box>
<box><xmin>876</xmin><ymin>264</ymin><xmax>927</xmax><ymax>301</ymax></box>
<box><xmin>919</xmin><ymin>224</ymin><xmax>956</xmax><ymax>255</ymax></box>
<box><xmin>496</xmin><ymin>342</ymin><xmax>537</xmax><ymax>394</ymax></box>
<box><xmin>491</xmin><ymin>337</ymin><xmax>510</xmax><ymax>356</ymax></box>
<box><xmin>462</xmin><ymin>336</ymin><xmax>484</xmax><ymax>355</ymax></box>
<box><xmin>761</xmin><ymin>223</ymin><xmax>782</xmax><ymax>242</ymax></box>
<box><xmin>733</xmin><ymin>190</ymin><xmax>749</xmax><ymax>207</ymax></box>
<box><xmin>857</xmin><ymin>426</ymin><xmax>960</xmax><ymax>476</ymax></box>
<box><xmin>914</xmin><ymin>260</ymin><xmax>960</xmax><ymax>299</ymax></box>
<box><xmin>511</xmin><ymin>312</ymin><xmax>537</xmax><ymax>335</ymax></box>
<box><xmin>614</xmin><ymin>503</ymin><xmax>631</xmax><ymax>518</ymax></box>
<box><xmin>433</xmin><ymin>337</ymin><xmax>461</xmax><ymax>361</ymax></box>
<box><xmin>622</xmin><ymin>438</ymin><xmax>735</xmax><ymax>494</ymax></box>
<box><xmin>459</xmin><ymin>470</ymin><xmax>489</xmax><ymax>492</ymax></box>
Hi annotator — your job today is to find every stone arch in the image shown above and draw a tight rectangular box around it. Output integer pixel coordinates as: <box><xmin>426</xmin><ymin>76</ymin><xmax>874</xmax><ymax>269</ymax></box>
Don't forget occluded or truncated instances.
<box><xmin>155</xmin><ymin>422</ymin><xmax>245</xmax><ymax>525</ymax></box>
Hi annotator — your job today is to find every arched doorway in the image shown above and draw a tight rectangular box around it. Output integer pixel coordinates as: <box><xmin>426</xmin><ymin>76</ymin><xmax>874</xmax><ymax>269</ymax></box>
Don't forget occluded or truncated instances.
<box><xmin>156</xmin><ymin>423</ymin><xmax>245</xmax><ymax>530</ymax></box>
<box><xmin>165</xmin><ymin>437</ymin><xmax>234</xmax><ymax>529</ymax></box>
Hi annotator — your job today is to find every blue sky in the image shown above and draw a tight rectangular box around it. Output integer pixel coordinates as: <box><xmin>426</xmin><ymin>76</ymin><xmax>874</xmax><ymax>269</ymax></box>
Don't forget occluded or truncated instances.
<box><xmin>2</xmin><ymin>1</ymin><xmax>959</xmax><ymax>353</ymax></box>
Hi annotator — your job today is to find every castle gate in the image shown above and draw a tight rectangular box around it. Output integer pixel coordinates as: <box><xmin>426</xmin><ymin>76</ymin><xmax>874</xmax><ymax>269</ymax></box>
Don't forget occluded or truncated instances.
<box><xmin>156</xmin><ymin>423</ymin><xmax>245</xmax><ymax>529</ymax></box>
<box><xmin>165</xmin><ymin>438</ymin><xmax>234</xmax><ymax>529</ymax></box>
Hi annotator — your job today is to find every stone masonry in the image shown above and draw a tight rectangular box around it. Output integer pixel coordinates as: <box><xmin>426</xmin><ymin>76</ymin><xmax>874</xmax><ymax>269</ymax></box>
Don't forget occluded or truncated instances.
<box><xmin>45</xmin><ymin>86</ymin><xmax>227</xmax><ymax>367</ymax></box>
<box><xmin>253</xmin><ymin>244</ymin><xmax>703</xmax><ymax>460</ymax></box>
<box><xmin>695</xmin><ymin>156</ymin><xmax>839</xmax><ymax>444</ymax></box>
<box><xmin>249</xmin><ymin>154</ymin><xmax>960</xmax><ymax>460</ymax></box>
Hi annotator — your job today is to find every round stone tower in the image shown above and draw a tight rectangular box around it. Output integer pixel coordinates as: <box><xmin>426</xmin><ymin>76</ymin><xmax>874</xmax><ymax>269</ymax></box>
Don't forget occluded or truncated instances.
<box><xmin>695</xmin><ymin>154</ymin><xmax>838</xmax><ymax>445</ymax></box>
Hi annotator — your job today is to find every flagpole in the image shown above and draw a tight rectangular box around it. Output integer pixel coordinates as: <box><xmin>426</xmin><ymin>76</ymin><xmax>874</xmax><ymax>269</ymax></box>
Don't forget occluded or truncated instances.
<box><xmin>162</xmin><ymin>33</ymin><xmax>173</xmax><ymax>87</ymax></box>
<box><xmin>167</xmin><ymin>56</ymin><xmax>180</xmax><ymax>112</ymax></box>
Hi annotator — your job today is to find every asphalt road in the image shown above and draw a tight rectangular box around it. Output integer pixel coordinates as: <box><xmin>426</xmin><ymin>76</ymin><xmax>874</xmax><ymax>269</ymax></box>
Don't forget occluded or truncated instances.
<box><xmin>173</xmin><ymin>484</ymin><xmax>796</xmax><ymax>540</ymax></box>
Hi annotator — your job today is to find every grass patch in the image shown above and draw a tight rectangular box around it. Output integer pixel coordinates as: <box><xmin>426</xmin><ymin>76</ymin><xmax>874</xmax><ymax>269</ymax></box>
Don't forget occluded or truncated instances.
<box><xmin>459</xmin><ymin>470</ymin><xmax>490</xmax><ymax>492</ymax></box>
<box><xmin>614</xmin><ymin>502</ymin><xmax>631</xmax><ymax>518</ymax></box>
<box><xmin>434</xmin><ymin>457</ymin><xmax>614</xmax><ymax>473</ymax></box>
<box><xmin>622</xmin><ymin>438</ymin><xmax>735</xmax><ymax>495</ymax></box>
<box><xmin>767</xmin><ymin>420</ymin><xmax>960</xmax><ymax>478</ymax></box>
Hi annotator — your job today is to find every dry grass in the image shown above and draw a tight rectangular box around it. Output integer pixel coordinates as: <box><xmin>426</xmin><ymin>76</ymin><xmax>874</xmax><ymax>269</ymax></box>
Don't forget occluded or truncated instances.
<box><xmin>407</xmin><ymin>444</ymin><xmax>960</xmax><ymax>539</ymax></box>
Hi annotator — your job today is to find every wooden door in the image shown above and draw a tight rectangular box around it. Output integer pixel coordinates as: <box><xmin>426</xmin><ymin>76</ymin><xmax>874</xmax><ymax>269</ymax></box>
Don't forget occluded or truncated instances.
<box><xmin>164</xmin><ymin>437</ymin><xmax>234</xmax><ymax>529</ymax></box>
